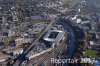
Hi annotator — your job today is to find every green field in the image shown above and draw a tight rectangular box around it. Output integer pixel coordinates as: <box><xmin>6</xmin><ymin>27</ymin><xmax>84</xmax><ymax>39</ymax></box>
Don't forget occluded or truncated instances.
<box><xmin>85</xmin><ymin>49</ymin><xmax>100</xmax><ymax>58</ymax></box>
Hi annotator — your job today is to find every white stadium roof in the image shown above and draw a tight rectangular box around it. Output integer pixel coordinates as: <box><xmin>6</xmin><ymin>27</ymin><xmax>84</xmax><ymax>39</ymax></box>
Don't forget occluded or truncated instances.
<box><xmin>43</xmin><ymin>30</ymin><xmax>65</xmax><ymax>44</ymax></box>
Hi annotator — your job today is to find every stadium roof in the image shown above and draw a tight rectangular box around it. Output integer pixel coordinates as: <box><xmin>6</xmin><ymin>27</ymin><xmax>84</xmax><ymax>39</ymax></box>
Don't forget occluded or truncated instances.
<box><xmin>43</xmin><ymin>30</ymin><xmax>65</xmax><ymax>44</ymax></box>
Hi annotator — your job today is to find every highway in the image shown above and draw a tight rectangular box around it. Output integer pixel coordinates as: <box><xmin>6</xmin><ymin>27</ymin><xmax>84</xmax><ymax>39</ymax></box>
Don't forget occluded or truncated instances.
<box><xmin>13</xmin><ymin>20</ymin><xmax>53</xmax><ymax>66</ymax></box>
<box><xmin>57</xmin><ymin>18</ymin><xmax>76</xmax><ymax>66</ymax></box>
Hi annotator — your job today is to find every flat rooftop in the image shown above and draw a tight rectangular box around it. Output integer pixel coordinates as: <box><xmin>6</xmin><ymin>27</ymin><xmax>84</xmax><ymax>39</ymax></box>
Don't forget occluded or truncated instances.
<box><xmin>0</xmin><ymin>54</ymin><xmax>12</xmax><ymax>59</ymax></box>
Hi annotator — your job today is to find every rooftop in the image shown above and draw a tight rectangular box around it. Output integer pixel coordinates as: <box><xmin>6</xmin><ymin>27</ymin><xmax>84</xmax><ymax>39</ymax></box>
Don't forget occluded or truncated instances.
<box><xmin>0</xmin><ymin>54</ymin><xmax>12</xmax><ymax>59</ymax></box>
<box><xmin>43</xmin><ymin>30</ymin><xmax>65</xmax><ymax>44</ymax></box>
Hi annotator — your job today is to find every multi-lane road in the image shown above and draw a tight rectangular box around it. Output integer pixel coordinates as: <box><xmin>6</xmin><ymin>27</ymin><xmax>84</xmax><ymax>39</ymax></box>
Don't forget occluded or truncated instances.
<box><xmin>57</xmin><ymin>18</ymin><xmax>76</xmax><ymax>66</ymax></box>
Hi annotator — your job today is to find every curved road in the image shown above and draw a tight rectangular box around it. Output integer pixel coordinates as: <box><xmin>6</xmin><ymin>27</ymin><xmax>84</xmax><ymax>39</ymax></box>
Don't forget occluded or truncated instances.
<box><xmin>57</xmin><ymin>18</ymin><xmax>76</xmax><ymax>66</ymax></box>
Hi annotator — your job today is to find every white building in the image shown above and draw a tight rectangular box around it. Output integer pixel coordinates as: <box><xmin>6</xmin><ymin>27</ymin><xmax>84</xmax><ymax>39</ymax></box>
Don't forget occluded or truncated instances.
<box><xmin>8</xmin><ymin>30</ymin><xmax>15</xmax><ymax>37</ymax></box>
<box><xmin>13</xmin><ymin>48</ymin><xmax>23</xmax><ymax>55</ymax></box>
<box><xmin>76</xmin><ymin>18</ymin><xmax>81</xmax><ymax>23</ymax></box>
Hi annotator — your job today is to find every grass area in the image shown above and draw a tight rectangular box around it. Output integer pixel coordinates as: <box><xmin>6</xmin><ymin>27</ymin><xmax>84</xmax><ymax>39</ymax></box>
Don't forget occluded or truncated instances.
<box><xmin>85</xmin><ymin>49</ymin><xmax>100</xmax><ymax>58</ymax></box>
